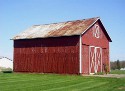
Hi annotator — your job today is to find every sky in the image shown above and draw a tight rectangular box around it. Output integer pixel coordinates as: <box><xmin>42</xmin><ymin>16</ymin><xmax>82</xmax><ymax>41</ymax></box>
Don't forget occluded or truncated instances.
<box><xmin>0</xmin><ymin>0</ymin><xmax>125</xmax><ymax>61</ymax></box>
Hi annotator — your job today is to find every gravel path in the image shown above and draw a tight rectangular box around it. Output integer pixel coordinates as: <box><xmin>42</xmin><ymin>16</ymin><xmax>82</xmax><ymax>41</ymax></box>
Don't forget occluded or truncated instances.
<box><xmin>83</xmin><ymin>74</ymin><xmax>125</xmax><ymax>78</ymax></box>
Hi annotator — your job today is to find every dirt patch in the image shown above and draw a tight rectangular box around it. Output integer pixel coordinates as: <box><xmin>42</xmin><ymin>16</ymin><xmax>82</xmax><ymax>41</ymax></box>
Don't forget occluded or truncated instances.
<box><xmin>118</xmin><ymin>86</ymin><xmax>125</xmax><ymax>90</ymax></box>
<box><xmin>83</xmin><ymin>74</ymin><xmax>125</xmax><ymax>78</ymax></box>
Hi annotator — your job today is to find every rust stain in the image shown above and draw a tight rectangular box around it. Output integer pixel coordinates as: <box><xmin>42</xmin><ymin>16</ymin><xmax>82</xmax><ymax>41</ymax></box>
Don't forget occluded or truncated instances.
<box><xmin>12</xmin><ymin>17</ymin><xmax>99</xmax><ymax>40</ymax></box>
<box><xmin>46</xmin><ymin>18</ymin><xmax>97</xmax><ymax>37</ymax></box>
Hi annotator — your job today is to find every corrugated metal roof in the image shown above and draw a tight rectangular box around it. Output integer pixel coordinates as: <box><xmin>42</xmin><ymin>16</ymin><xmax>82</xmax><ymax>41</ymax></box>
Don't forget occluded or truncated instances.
<box><xmin>12</xmin><ymin>17</ymin><xmax>99</xmax><ymax>40</ymax></box>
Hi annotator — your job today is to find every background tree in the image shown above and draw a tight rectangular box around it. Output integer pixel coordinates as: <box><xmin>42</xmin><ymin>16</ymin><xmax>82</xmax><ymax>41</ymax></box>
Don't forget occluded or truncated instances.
<box><xmin>110</xmin><ymin>60</ymin><xmax>125</xmax><ymax>70</ymax></box>
<box><xmin>116</xmin><ymin>60</ymin><xmax>121</xmax><ymax>70</ymax></box>
<box><xmin>110</xmin><ymin>61</ymin><xmax>116</xmax><ymax>70</ymax></box>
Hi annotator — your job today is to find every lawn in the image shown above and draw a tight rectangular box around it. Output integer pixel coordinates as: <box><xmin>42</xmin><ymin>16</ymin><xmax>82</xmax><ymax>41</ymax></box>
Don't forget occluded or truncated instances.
<box><xmin>110</xmin><ymin>70</ymin><xmax>125</xmax><ymax>74</ymax></box>
<box><xmin>0</xmin><ymin>73</ymin><xmax>125</xmax><ymax>91</ymax></box>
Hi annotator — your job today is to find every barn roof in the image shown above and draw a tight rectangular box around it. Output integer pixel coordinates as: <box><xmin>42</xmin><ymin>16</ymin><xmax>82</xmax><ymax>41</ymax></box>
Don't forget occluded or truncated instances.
<box><xmin>12</xmin><ymin>17</ymin><xmax>112</xmax><ymax>42</ymax></box>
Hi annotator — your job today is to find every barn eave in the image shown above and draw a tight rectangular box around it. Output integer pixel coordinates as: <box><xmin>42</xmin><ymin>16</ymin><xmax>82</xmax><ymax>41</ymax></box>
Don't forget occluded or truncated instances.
<box><xmin>11</xmin><ymin>34</ymin><xmax>81</xmax><ymax>40</ymax></box>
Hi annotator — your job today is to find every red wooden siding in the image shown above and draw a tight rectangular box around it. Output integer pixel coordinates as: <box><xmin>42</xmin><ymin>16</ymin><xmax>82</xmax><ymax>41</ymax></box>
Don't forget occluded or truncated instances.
<box><xmin>81</xmin><ymin>21</ymin><xmax>109</xmax><ymax>74</ymax></box>
<box><xmin>14</xmin><ymin>36</ymin><xmax>80</xmax><ymax>74</ymax></box>
<box><xmin>82</xmin><ymin>44</ymin><xmax>89</xmax><ymax>74</ymax></box>
<box><xmin>102</xmin><ymin>48</ymin><xmax>109</xmax><ymax>71</ymax></box>
<box><xmin>82</xmin><ymin>22</ymin><xmax>109</xmax><ymax>48</ymax></box>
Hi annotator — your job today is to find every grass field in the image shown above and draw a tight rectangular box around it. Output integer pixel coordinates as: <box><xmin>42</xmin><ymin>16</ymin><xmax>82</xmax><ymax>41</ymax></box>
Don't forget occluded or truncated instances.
<box><xmin>110</xmin><ymin>70</ymin><xmax>125</xmax><ymax>74</ymax></box>
<box><xmin>0</xmin><ymin>73</ymin><xmax>125</xmax><ymax>91</ymax></box>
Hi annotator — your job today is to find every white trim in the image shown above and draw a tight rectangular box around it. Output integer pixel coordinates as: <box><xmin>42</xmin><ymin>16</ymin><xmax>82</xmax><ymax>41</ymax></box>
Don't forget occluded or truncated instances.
<box><xmin>89</xmin><ymin>46</ymin><xmax>102</xmax><ymax>74</ymax></box>
<box><xmin>97</xmin><ymin>18</ymin><xmax>112</xmax><ymax>42</ymax></box>
<box><xmin>89</xmin><ymin>46</ymin><xmax>90</xmax><ymax>74</ymax></box>
<box><xmin>79</xmin><ymin>35</ymin><xmax>82</xmax><ymax>74</ymax></box>
<box><xmin>95</xmin><ymin>47</ymin><xmax>97</xmax><ymax>73</ymax></box>
<box><xmin>108</xmin><ymin>48</ymin><xmax>110</xmax><ymax>72</ymax></box>
<box><xmin>89</xmin><ymin>46</ymin><xmax>95</xmax><ymax>74</ymax></box>
<box><xmin>93</xmin><ymin>24</ymin><xmax>100</xmax><ymax>38</ymax></box>
<box><xmin>82</xmin><ymin>18</ymin><xmax>99</xmax><ymax>35</ymax></box>
<box><xmin>101</xmin><ymin>48</ymin><xmax>102</xmax><ymax>72</ymax></box>
<box><xmin>95</xmin><ymin>47</ymin><xmax>102</xmax><ymax>73</ymax></box>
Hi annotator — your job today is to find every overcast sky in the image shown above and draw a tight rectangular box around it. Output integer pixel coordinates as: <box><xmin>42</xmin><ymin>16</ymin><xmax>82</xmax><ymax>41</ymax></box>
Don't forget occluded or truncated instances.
<box><xmin>0</xmin><ymin>0</ymin><xmax>125</xmax><ymax>61</ymax></box>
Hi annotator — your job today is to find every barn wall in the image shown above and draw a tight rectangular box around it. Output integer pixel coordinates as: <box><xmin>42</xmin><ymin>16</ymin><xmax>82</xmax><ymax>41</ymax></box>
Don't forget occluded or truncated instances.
<box><xmin>81</xmin><ymin>21</ymin><xmax>109</xmax><ymax>74</ymax></box>
<box><xmin>82</xmin><ymin>44</ymin><xmax>89</xmax><ymax>74</ymax></box>
<box><xmin>102</xmin><ymin>48</ymin><xmax>110</xmax><ymax>72</ymax></box>
<box><xmin>14</xmin><ymin>35</ymin><xmax>80</xmax><ymax>74</ymax></box>
<box><xmin>82</xmin><ymin>22</ymin><xmax>109</xmax><ymax>48</ymax></box>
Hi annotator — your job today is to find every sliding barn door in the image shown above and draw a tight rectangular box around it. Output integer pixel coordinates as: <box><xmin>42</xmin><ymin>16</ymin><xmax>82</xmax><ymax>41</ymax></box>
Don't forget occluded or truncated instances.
<box><xmin>89</xmin><ymin>46</ymin><xmax>102</xmax><ymax>74</ymax></box>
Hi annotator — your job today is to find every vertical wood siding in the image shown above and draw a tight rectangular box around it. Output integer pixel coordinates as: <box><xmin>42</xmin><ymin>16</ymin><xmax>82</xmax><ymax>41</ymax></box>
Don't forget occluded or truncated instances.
<box><xmin>82</xmin><ymin>44</ymin><xmax>89</xmax><ymax>74</ymax></box>
<box><xmin>81</xmin><ymin>21</ymin><xmax>110</xmax><ymax>74</ymax></box>
<box><xmin>102</xmin><ymin>48</ymin><xmax>109</xmax><ymax>72</ymax></box>
<box><xmin>14</xmin><ymin>36</ymin><xmax>80</xmax><ymax>74</ymax></box>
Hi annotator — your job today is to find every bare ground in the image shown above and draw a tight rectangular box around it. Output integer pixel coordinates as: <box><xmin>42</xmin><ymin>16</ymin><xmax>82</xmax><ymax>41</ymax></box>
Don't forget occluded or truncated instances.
<box><xmin>83</xmin><ymin>74</ymin><xmax>125</xmax><ymax>78</ymax></box>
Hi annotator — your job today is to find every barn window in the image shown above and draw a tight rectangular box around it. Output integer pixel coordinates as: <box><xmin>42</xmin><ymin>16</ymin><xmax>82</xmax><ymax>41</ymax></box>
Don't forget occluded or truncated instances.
<box><xmin>93</xmin><ymin>24</ymin><xmax>100</xmax><ymax>38</ymax></box>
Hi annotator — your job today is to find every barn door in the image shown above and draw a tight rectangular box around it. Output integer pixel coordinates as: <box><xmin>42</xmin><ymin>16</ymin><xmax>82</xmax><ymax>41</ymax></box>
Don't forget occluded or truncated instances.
<box><xmin>89</xmin><ymin>46</ymin><xmax>102</xmax><ymax>74</ymax></box>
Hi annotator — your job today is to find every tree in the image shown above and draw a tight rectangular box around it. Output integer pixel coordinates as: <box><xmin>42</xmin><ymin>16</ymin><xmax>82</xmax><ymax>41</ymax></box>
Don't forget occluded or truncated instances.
<box><xmin>116</xmin><ymin>60</ymin><xmax>120</xmax><ymax>70</ymax></box>
<box><xmin>110</xmin><ymin>60</ymin><xmax>125</xmax><ymax>70</ymax></box>
<box><xmin>120</xmin><ymin>60</ymin><xmax>125</xmax><ymax>68</ymax></box>
<box><xmin>110</xmin><ymin>61</ymin><xmax>116</xmax><ymax>70</ymax></box>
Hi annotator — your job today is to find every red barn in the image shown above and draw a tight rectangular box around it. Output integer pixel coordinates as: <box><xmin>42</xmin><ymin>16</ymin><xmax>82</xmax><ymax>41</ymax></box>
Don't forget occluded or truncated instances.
<box><xmin>12</xmin><ymin>17</ymin><xmax>112</xmax><ymax>75</ymax></box>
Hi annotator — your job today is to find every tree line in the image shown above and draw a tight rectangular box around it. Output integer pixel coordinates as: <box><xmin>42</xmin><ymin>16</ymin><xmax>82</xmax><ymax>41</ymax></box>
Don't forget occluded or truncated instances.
<box><xmin>110</xmin><ymin>60</ymin><xmax>125</xmax><ymax>70</ymax></box>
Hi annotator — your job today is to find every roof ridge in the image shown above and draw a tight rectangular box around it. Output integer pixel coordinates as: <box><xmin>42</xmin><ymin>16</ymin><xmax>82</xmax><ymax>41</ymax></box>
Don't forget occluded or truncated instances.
<box><xmin>33</xmin><ymin>17</ymin><xmax>100</xmax><ymax>26</ymax></box>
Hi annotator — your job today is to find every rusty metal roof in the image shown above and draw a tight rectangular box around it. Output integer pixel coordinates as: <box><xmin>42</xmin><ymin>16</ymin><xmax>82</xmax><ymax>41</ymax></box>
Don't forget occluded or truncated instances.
<box><xmin>12</xmin><ymin>17</ymin><xmax>100</xmax><ymax>40</ymax></box>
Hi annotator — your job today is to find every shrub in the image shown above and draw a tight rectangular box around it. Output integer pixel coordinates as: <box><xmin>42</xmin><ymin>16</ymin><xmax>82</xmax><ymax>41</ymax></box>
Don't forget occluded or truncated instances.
<box><xmin>105</xmin><ymin>65</ymin><xmax>109</xmax><ymax>74</ymax></box>
<box><xmin>0</xmin><ymin>67</ymin><xmax>13</xmax><ymax>73</ymax></box>
<box><xmin>2</xmin><ymin>71</ymin><xmax>13</xmax><ymax>73</ymax></box>
<box><xmin>94</xmin><ymin>72</ymin><xmax>104</xmax><ymax>75</ymax></box>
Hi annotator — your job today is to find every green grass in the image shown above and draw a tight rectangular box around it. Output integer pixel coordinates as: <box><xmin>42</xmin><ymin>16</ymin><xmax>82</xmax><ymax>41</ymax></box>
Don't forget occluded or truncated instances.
<box><xmin>0</xmin><ymin>73</ymin><xmax>125</xmax><ymax>91</ymax></box>
<box><xmin>110</xmin><ymin>70</ymin><xmax>125</xmax><ymax>74</ymax></box>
